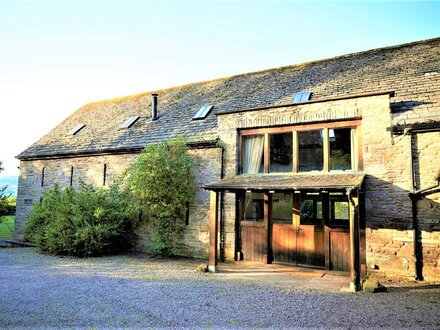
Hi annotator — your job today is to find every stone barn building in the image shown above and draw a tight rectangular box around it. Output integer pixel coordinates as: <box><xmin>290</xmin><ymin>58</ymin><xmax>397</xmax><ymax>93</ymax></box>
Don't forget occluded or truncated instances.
<box><xmin>16</xmin><ymin>38</ymin><xmax>440</xmax><ymax>289</ymax></box>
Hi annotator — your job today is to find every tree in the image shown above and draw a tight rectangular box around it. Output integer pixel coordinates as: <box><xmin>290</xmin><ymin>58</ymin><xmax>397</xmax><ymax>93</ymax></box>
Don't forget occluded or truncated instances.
<box><xmin>0</xmin><ymin>161</ymin><xmax>10</xmax><ymax>216</ymax></box>
<box><xmin>125</xmin><ymin>137</ymin><xmax>195</xmax><ymax>257</ymax></box>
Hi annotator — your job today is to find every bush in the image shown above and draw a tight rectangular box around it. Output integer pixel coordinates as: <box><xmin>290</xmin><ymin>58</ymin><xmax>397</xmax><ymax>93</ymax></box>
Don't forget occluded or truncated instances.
<box><xmin>3</xmin><ymin>196</ymin><xmax>16</xmax><ymax>216</ymax></box>
<box><xmin>24</xmin><ymin>184</ymin><xmax>138</xmax><ymax>257</ymax></box>
<box><xmin>125</xmin><ymin>137</ymin><xmax>195</xmax><ymax>257</ymax></box>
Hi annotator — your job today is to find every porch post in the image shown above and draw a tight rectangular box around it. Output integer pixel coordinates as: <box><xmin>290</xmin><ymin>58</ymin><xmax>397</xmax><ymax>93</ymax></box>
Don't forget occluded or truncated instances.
<box><xmin>208</xmin><ymin>190</ymin><xmax>219</xmax><ymax>273</ymax></box>
<box><xmin>321</xmin><ymin>191</ymin><xmax>331</xmax><ymax>270</ymax></box>
<box><xmin>263</xmin><ymin>192</ymin><xmax>272</xmax><ymax>264</ymax></box>
<box><xmin>348</xmin><ymin>188</ymin><xmax>361</xmax><ymax>291</ymax></box>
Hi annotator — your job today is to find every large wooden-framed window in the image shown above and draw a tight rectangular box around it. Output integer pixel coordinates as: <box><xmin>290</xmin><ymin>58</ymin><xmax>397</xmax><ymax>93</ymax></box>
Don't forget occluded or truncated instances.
<box><xmin>239</xmin><ymin>120</ymin><xmax>361</xmax><ymax>174</ymax></box>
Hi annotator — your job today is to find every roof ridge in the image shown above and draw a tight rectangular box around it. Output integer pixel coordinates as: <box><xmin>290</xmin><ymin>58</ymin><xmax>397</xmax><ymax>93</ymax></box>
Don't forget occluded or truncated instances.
<box><xmin>84</xmin><ymin>37</ymin><xmax>440</xmax><ymax>107</ymax></box>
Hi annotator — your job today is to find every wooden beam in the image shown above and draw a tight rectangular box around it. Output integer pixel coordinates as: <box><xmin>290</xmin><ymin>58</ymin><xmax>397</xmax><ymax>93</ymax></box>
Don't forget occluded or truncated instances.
<box><xmin>321</xmin><ymin>191</ymin><xmax>331</xmax><ymax>270</ymax></box>
<box><xmin>292</xmin><ymin>131</ymin><xmax>298</xmax><ymax>173</ymax></box>
<box><xmin>263</xmin><ymin>192</ymin><xmax>273</xmax><ymax>264</ymax></box>
<box><xmin>235</xmin><ymin>192</ymin><xmax>243</xmax><ymax>261</ymax></box>
<box><xmin>208</xmin><ymin>191</ymin><xmax>219</xmax><ymax>273</ymax></box>
<box><xmin>238</xmin><ymin>135</ymin><xmax>243</xmax><ymax>174</ymax></box>
<box><xmin>323</xmin><ymin>128</ymin><xmax>330</xmax><ymax>172</ymax></box>
<box><xmin>264</xmin><ymin>133</ymin><xmax>269</xmax><ymax>173</ymax></box>
<box><xmin>239</xmin><ymin>120</ymin><xmax>361</xmax><ymax>136</ymax></box>
<box><xmin>357</xmin><ymin>125</ymin><xmax>363</xmax><ymax>171</ymax></box>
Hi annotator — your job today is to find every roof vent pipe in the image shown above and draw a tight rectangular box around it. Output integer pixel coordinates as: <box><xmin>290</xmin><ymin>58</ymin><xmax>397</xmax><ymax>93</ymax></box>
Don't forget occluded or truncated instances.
<box><xmin>151</xmin><ymin>93</ymin><xmax>158</xmax><ymax>121</ymax></box>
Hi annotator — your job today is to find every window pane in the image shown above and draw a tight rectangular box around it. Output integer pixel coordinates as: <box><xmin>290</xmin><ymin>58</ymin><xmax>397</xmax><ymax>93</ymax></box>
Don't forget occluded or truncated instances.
<box><xmin>330</xmin><ymin>194</ymin><xmax>349</xmax><ymax>227</ymax></box>
<box><xmin>243</xmin><ymin>192</ymin><xmax>264</xmax><ymax>222</ymax></box>
<box><xmin>272</xmin><ymin>193</ymin><xmax>292</xmax><ymax>224</ymax></box>
<box><xmin>298</xmin><ymin>130</ymin><xmax>323</xmax><ymax>171</ymax></box>
<box><xmin>242</xmin><ymin>135</ymin><xmax>264</xmax><ymax>174</ymax></box>
<box><xmin>330</xmin><ymin>128</ymin><xmax>352</xmax><ymax>170</ymax></box>
<box><xmin>270</xmin><ymin>133</ymin><xmax>293</xmax><ymax>173</ymax></box>
<box><xmin>300</xmin><ymin>193</ymin><xmax>322</xmax><ymax>226</ymax></box>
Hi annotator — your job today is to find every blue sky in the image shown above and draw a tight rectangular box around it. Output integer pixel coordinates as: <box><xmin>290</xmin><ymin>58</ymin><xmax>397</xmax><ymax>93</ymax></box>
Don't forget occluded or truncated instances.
<box><xmin>0</xmin><ymin>1</ymin><xmax>439</xmax><ymax>176</ymax></box>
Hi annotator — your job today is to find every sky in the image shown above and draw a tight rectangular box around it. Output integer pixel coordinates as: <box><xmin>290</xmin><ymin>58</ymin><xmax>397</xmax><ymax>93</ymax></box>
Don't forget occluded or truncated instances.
<box><xmin>0</xmin><ymin>0</ymin><xmax>439</xmax><ymax>177</ymax></box>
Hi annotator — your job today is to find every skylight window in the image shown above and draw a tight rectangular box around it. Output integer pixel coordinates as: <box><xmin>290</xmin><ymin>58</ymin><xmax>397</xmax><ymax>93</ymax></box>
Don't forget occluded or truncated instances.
<box><xmin>121</xmin><ymin>116</ymin><xmax>139</xmax><ymax>129</ymax></box>
<box><xmin>68</xmin><ymin>124</ymin><xmax>85</xmax><ymax>135</ymax></box>
<box><xmin>292</xmin><ymin>91</ymin><xmax>312</xmax><ymax>103</ymax></box>
<box><xmin>193</xmin><ymin>105</ymin><xmax>213</xmax><ymax>120</ymax></box>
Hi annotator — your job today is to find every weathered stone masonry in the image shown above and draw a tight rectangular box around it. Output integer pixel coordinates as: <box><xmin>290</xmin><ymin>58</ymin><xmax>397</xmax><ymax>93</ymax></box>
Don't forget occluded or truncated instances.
<box><xmin>15</xmin><ymin>38</ymin><xmax>440</xmax><ymax>280</ymax></box>
<box><xmin>216</xmin><ymin>94</ymin><xmax>440</xmax><ymax>279</ymax></box>
<box><xmin>15</xmin><ymin>147</ymin><xmax>223</xmax><ymax>258</ymax></box>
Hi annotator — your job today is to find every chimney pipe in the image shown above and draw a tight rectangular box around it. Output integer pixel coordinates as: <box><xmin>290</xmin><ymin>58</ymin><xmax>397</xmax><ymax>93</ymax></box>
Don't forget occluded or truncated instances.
<box><xmin>151</xmin><ymin>93</ymin><xmax>158</xmax><ymax>121</ymax></box>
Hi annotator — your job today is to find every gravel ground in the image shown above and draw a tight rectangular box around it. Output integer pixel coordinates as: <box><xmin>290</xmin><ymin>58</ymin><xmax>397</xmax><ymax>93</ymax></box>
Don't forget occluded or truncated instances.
<box><xmin>0</xmin><ymin>248</ymin><xmax>439</xmax><ymax>329</ymax></box>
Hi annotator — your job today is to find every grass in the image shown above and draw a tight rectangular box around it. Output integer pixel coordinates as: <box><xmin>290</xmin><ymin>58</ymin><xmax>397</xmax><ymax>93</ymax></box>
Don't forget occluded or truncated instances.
<box><xmin>0</xmin><ymin>216</ymin><xmax>15</xmax><ymax>239</ymax></box>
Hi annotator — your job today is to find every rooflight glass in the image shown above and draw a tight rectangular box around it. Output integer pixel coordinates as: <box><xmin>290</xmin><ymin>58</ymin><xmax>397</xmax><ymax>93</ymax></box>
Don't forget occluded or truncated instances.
<box><xmin>121</xmin><ymin>116</ymin><xmax>139</xmax><ymax>129</ymax></box>
<box><xmin>68</xmin><ymin>124</ymin><xmax>85</xmax><ymax>135</ymax></box>
<box><xmin>292</xmin><ymin>91</ymin><xmax>312</xmax><ymax>103</ymax></box>
<box><xmin>193</xmin><ymin>105</ymin><xmax>213</xmax><ymax>120</ymax></box>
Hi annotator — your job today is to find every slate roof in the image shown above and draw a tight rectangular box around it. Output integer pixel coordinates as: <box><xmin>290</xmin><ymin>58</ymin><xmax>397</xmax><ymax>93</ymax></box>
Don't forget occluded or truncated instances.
<box><xmin>204</xmin><ymin>173</ymin><xmax>366</xmax><ymax>191</ymax></box>
<box><xmin>17</xmin><ymin>38</ymin><xmax>440</xmax><ymax>160</ymax></box>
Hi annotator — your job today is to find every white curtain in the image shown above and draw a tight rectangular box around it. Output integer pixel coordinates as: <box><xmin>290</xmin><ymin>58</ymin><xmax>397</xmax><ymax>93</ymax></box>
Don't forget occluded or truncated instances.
<box><xmin>242</xmin><ymin>135</ymin><xmax>264</xmax><ymax>174</ymax></box>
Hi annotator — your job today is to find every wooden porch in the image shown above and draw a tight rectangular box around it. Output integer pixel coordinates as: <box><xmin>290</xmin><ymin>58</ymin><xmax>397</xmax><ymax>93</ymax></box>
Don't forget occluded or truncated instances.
<box><xmin>215</xmin><ymin>261</ymin><xmax>352</xmax><ymax>292</ymax></box>
<box><xmin>205</xmin><ymin>173</ymin><xmax>366</xmax><ymax>291</ymax></box>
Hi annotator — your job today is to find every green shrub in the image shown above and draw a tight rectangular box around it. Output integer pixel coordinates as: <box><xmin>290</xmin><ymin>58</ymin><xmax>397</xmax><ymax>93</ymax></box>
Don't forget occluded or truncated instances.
<box><xmin>125</xmin><ymin>137</ymin><xmax>195</xmax><ymax>257</ymax></box>
<box><xmin>24</xmin><ymin>184</ymin><xmax>138</xmax><ymax>257</ymax></box>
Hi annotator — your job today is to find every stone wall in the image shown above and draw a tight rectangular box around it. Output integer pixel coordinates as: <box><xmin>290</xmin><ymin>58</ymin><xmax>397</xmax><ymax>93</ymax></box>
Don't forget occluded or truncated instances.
<box><xmin>217</xmin><ymin>95</ymin><xmax>375</xmax><ymax>262</ymax></box>
<box><xmin>15</xmin><ymin>147</ymin><xmax>223</xmax><ymax>258</ymax></box>
<box><xmin>363</xmin><ymin>99</ymin><xmax>440</xmax><ymax>280</ymax></box>
<box><xmin>216</xmin><ymin>94</ymin><xmax>440</xmax><ymax>280</ymax></box>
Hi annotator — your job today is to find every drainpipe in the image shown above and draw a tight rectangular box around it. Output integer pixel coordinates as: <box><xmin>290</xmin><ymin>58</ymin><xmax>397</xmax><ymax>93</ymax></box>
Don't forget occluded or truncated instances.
<box><xmin>219</xmin><ymin>145</ymin><xmax>225</xmax><ymax>262</ymax></box>
<box><xmin>405</xmin><ymin>129</ymin><xmax>423</xmax><ymax>281</ymax></box>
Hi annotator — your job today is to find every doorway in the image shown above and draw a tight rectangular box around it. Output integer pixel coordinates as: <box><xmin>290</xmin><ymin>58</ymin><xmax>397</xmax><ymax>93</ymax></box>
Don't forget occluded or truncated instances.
<box><xmin>272</xmin><ymin>192</ymin><xmax>325</xmax><ymax>267</ymax></box>
<box><xmin>240</xmin><ymin>191</ymin><xmax>325</xmax><ymax>267</ymax></box>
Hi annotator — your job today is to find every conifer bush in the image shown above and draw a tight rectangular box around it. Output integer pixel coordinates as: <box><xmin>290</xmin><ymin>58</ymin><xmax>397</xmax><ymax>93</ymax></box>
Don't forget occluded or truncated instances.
<box><xmin>125</xmin><ymin>137</ymin><xmax>195</xmax><ymax>257</ymax></box>
<box><xmin>24</xmin><ymin>184</ymin><xmax>138</xmax><ymax>257</ymax></box>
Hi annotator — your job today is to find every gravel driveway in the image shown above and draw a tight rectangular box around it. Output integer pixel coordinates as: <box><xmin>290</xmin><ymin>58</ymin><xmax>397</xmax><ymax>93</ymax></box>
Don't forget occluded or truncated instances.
<box><xmin>0</xmin><ymin>248</ymin><xmax>439</xmax><ymax>329</ymax></box>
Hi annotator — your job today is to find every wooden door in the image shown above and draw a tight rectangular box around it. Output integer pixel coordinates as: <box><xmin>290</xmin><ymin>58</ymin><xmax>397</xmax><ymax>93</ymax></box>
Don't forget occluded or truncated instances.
<box><xmin>296</xmin><ymin>226</ymin><xmax>325</xmax><ymax>267</ymax></box>
<box><xmin>272</xmin><ymin>193</ymin><xmax>297</xmax><ymax>264</ymax></box>
<box><xmin>241</xmin><ymin>222</ymin><xmax>265</xmax><ymax>262</ymax></box>
<box><xmin>296</xmin><ymin>192</ymin><xmax>325</xmax><ymax>267</ymax></box>
<box><xmin>272</xmin><ymin>192</ymin><xmax>325</xmax><ymax>267</ymax></box>
<box><xmin>272</xmin><ymin>223</ymin><xmax>296</xmax><ymax>264</ymax></box>
<box><xmin>241</xmin><ymin>192</ymin><xmax>266</xmax><ymax>262</ymax></box>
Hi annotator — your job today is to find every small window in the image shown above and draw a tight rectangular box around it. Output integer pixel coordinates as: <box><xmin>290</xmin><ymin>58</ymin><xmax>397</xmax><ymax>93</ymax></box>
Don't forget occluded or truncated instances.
<box><xmin>292</xmin><ymin>91</ymin><xmax>312</xmax><ymax>103</ymax></box>
<box><xmin>330</xmin><ymin>128</ymin><xmax>352</xmax><ymax>170</ymax></box>
<box><xmin>270</xmin><ymin>133</ymin><xmax>293</xmax><ymax>173</ymax></box>
<box><xmin>241</xmin><ymin>135</ymin><xmax>264</xmax><ymax>174</ymax></box>
<box><xmin>300</xmin><ymin>192</ymin><xmax>322</xmax><ymax>226</ymax></box>
<box><xmin>68</xmin><ymin>124</ymin><xmax>85</xmax><ymax>135</ymax></box>
<box><xmin>243</xmin><ymin>192</ymin><xmax>264</xmax><ymax>222</ymax></box>
<box><xmin>121</xmin><ymin>116</ymin><xmax>139</xmax><ymax>129</ymax></box>
<box><xmin>330</xmin><ymin>193</ymin><xmax>349</xmax><ymax>227</ymax></box>
<box><xmin>193</xmin><ymin>105</ymin><xmax>213</xmax><ymax>120</ymax></box>
<box><xmin>272</xmin><ymin>193</ymin><xmax>292</xmax><ymax>224</ymax></box>
<box><xmin>298</xmin><ymin>130</ymin><xmax>323</xmax><ymax>172</ymax></box>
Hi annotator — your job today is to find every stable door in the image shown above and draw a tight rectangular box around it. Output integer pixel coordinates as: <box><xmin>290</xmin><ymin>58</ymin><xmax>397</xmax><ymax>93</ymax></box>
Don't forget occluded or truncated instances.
<box><xmin>272</xmin><ymin>192</ymin><xmax>325</xmax><ymax>267</ymax></box>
